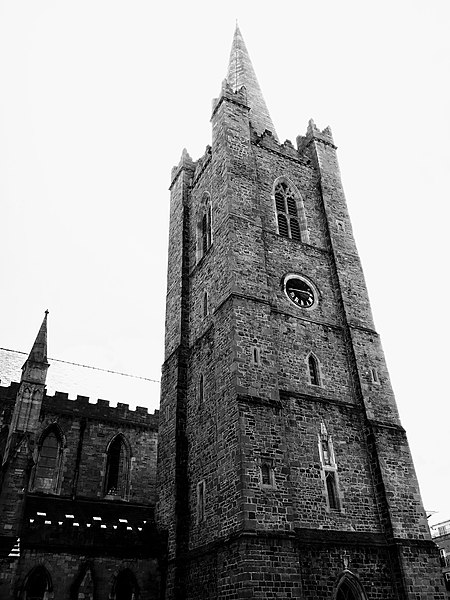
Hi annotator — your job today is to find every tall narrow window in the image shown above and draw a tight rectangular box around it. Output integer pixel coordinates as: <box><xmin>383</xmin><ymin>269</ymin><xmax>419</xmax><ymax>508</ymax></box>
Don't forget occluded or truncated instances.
<box><xmin>318</xmin><ymin>422</ymin><xmax>342</xmax><ymax>512</ymax></box>
<box><xmin>273</xmin><ymin>178</ymin><xmax>308</xmax><ymax>243</ymax></box>
<box><xmin>308</xmin><ymin>354</ymin><xmax>321</xmax><ymax>386</ymax></box>
<box><xmin>203</xmin><ymin>291</ymin><xmax>208</xmax><ymax>317</ymax></box>
<box><xmin>24</xmin><ymin>566</ymin><xmax>52</xmax><ymax>600</ymax></box>
<box><xmin>105</xmin><ymin>435</ymin><xmax>130</xmax><ymax>499</ymax></box>
<box><xmin>325</xmin><ymin>471</ymin><xmax>339</xmax><ymax>510</ymax></box>
<box><xmin>32</xmin><ymin>426</ymin><xmax>63</xmax><ymax>493</ymax></box>
<box><xmin>199</xmin><ymin>374</ymin><xmax>204</xmax><ymax>405</ymax></box>
<box><xmin>197</xmin><ymin>480</ymin><xmax>206</xmax><ymax>523</ymax></box>
<box><xmin>112</xmin><ymin>569</ymin><xmax>138</xmax><ymax>600</ymax></box>
<box><xmin>72</xmin><ymin>564</ymin><xmax>94</xmax><ymax>600</ymax></box>
<box><xmin>197</xmin><ymin>193</ymin><xmax>212</xmax><ymax>261</ymax></box>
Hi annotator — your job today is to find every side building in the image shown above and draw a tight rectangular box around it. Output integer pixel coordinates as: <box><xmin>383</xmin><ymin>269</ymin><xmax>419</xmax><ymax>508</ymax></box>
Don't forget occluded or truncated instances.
<box><xmin>0</xmin><ymin>314</ymin><xmax>162</xmax><ymax>600</ymax></box>
<box><xmin>431</xmin><ymin>520</ymin><xmax>450</xmax><ymax>597</ymax></box>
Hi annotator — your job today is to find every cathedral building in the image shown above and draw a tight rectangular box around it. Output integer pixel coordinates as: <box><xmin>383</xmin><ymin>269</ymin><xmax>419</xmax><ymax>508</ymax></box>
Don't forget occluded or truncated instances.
<box><xmin>0</xmin><ymin>25</ymin><xmax>445</xmax><ymax>600</ymax></box>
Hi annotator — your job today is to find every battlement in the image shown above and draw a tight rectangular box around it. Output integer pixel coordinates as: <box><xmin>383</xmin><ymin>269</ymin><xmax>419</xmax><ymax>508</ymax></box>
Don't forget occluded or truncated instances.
<box><xmin>0</xmin><ymin>382</ymin><xmax>159</xmax><ymax>429</ymax></box>
<box><xmin>252</xmin><ymin>127</ymin><xmax>313</xmax><ymax>166</ymax></box>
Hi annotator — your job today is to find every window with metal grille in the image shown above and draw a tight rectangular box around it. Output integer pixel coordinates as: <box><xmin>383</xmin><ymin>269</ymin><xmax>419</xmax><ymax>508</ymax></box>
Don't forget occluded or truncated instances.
<box><xmin>274</xmin><ymin>180</ymin><xmax>302</xmax><ymax>241</ymax></box>
<box><xmin>33</xmin><ymin>428</ymin><xmax>62</xmax><ymax>493</ymax></box>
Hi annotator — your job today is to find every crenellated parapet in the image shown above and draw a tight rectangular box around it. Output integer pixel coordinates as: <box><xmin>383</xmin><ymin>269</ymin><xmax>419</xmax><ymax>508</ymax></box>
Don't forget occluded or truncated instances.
<box><xmin>0</xmin><ymin>382</ymin><xmax>159</xmax><ymax>430</ymax></box>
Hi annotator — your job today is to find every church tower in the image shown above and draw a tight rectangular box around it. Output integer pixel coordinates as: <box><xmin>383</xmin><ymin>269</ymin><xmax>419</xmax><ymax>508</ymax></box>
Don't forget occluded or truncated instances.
<box><xmin>157</xmin><ymin>26</ymin><xmax>445</xmax><ymax>599</ymax></box>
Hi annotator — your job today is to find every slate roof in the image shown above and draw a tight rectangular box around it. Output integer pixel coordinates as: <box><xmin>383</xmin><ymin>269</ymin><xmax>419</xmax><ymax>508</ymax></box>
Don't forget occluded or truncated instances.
<box><xmin>0</xmin><ymin>348</ymin><xmax>160</xmax><ymax>412</ymax></box>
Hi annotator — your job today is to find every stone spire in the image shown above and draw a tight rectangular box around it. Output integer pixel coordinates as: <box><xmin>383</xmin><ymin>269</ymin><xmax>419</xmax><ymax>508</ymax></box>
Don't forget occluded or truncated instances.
<box><xmin>26</xmin><ymin>310</ymin><xmax>49</xmax><ymax>365</ymax></box>
<box><xmin>21</xmin><ymin>311</ymin><xmax>49</xmax><ymax>385</ymax></box>
<box><xmin>226</xmin><ymin>24</ymin><xmax>278</xmax><ymax>141</ymax></box>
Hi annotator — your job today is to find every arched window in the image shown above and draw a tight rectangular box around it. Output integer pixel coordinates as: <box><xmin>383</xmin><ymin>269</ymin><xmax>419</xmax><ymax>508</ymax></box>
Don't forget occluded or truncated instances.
<box><xmin>273</xmin><ymin>178</ymin><xmax>309</xmax><ymax>243</ymax></box>
<box><xmin>104</xmin><ymin>435</ymin><xmax>130</xmax><ymax>499</ymax></box>
<box><xmin>111</xmin><ymin>569</ymin><xmax>139</xmax><ymax>600</ymax></box>
<box><xmin>22</xmin><ymin>565</ymin><xmax>52</xmax><ymax>600</ymax></box>
<box><xmin>307</xmin><ymin>353</ymin><xmax>321</xmax><ymax>386</ymax></box>
<box><xmin>199</xmin><ymin>374</ymin><xmax>204</xmax><ymax>405</ymax></box>
<box><xmin>334</xmin><ymin>571</ymin><xmax>368</xmax><ymax>600</ymax></box>
<box><xmin>32</xmin><ymin>426</ymin><xmax>63</xmax><ymax>494</ymax></box>
<box><xmin>197</xmin><ymin>193</ymin><xmax>212</xmax><ymax>261</ymax></box>
<box><xmin>71</xmin><ymin>564</ymin><xmax>94</xmax><ymax>600</ymax></box>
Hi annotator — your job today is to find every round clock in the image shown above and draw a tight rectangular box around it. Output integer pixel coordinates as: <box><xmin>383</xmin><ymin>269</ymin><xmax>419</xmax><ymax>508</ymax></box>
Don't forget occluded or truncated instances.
<box><xmin>284</xmin><ymin>274</ymin><xmax>317</xmax><ymax>309</ymax></box>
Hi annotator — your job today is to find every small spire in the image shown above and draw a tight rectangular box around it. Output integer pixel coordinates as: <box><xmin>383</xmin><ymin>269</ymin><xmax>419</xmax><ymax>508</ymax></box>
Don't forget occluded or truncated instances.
<box><xmin>226</xmin><ymin>24</ymin><xmax>278</xmax><ymax>140</ymax></box>
<box><xmin>28</xmin><ymin>311</ymin><xmax>49</xmax><ymax>365</ymax></box>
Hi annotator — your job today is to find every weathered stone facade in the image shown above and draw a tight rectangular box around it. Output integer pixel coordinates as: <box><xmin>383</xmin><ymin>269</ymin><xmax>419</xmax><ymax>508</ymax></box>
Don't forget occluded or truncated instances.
<box><xmin>157</xmin><ymin>25</ymin><xmax>446</xmax><ymax>600</ymax></box>
<box><xmin>0</xmin><ymin>332</ymin><xmax>161</xmax><ymax>599</ymax></box>
<box><xmin>0</xmin><ymin>24</ymin><xmax>445</xmax><ymax>600</ymax></box>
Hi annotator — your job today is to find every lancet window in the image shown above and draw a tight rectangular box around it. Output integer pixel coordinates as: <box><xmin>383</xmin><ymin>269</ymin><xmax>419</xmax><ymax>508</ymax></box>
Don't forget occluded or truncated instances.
<box><xmin>197</xmin><ymin>193</ymin><xmax>212</xmax><ymax>261</ymax></box>
<box><xmin>32</xmin><ymin>425</ymin><xmax>63</xmax><ymax>494</ymax></box>
<box><xmin>318</xmin><ymin>422</ymin><xmax>342</xmax><ymax>511</ymax></box>
<box><xmin>104</xmin><ymin>434</ymin><xmax>130</xmax><ymax>499</ymax></box>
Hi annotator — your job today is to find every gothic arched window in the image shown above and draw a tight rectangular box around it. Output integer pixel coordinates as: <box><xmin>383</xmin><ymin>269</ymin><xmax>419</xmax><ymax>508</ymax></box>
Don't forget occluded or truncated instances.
<box><xmin>32</xmin><ymin>426</ymin><xmax>63</xmax><ymax>494</ymax></box>
<box><xmin>111</xmin><ymin>569</ymin><xmax>139</xmax><ymax>600</ymax></box>
<box><xmin>104</xmin><ymin>435</ymin><xmax>130</xmax><ymax>499</ymax></box>
<box><xmin>71</xmin><ymin>564</ymin><xmax>94</xmax><ymax>600</ymax></box>
<box><xmin>23</xmin><ymin>565</ymin><xmax>52</xmax><ymax>600</ymax></box>
<box><xmin>273</xmin><ymin>178</ymin><xmax>309</xmax><ymax>243</ymax></box>
<box><xmin>197</xmin><ymin>193</ymin><xmax>212</xmax><ymax>261</ymax></box>
<box><xmin>199</xmin><ymin>374</ymin><xmax>204</xmax><ymax>405</ymax></box>
<box><xmin>307</xmin><ymin>353</ymin><xmax>321</xmax><ymax>386</ymax></box>
<box><xmin>334</xmin><ymin>571</ymin><xmax>368</xmax><ymax>600</ymax></box>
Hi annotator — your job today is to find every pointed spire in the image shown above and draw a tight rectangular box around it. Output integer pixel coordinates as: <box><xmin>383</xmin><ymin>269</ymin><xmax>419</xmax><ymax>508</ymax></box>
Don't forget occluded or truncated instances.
<box><xmin>27</xmin><ymin>310</ymin><xmax>49</xmax><ymax>365</ymax></box>
<box><xmin>226</xmin><ymin>24</ymin><xmax>278</xmax><ymax>140</ymax></box>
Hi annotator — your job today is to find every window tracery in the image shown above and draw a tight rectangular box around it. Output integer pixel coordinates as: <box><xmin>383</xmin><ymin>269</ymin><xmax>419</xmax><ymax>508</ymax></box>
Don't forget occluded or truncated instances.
<box><xmin>273</xmin><ymin>178</ymin><xmax>309</xmax><ymax>243</ymax></box>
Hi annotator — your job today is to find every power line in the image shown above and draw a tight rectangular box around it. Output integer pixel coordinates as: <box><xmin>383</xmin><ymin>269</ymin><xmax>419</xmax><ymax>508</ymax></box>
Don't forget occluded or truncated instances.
<box><xmin>0</xmin><ymin>348</ymin><xmax>160</xmax><ymax>384</ymax></box>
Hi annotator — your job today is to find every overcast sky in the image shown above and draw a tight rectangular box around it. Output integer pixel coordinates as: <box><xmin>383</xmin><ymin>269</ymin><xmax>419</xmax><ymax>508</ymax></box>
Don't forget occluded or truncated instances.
<box><xmin>0</xmin><ymin>1</ymin><xmax>449</xmax><ymax>525</ymax></box>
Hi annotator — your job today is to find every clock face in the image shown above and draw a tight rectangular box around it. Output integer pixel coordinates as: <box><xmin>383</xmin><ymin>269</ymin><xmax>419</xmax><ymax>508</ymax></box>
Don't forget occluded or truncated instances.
<box><xmin>284</xmin><ymin>276</ymin><xmax>316</xmax><ymax>308</ymax></box>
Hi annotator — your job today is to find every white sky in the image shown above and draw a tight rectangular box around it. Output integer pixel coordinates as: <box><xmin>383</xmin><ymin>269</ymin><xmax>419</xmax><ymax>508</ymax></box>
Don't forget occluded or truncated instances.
<box><xmin>0</xmin><ymin>1</ymin><xmax>449</xmax><ymax>525</ymax></box>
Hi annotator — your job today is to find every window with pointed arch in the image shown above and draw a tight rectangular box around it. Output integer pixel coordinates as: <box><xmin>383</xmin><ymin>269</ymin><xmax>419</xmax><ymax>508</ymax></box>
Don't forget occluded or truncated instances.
<box><xmin>318</xmin><ymin>422</ymin><xmax>342</xmax><ymax>512</ymax></box>
<box><xmin>334</xmin><ymin>571</ymin><xmax>368</xmax><ymax>600</ymax></box>
<box><xmin>71</xmin><ymin>563</ymin><xmax>94</xmax><ymax>600</ymax></box>
<box><xmin>111</xmin><ymin>569</ymin><xmax>139</xmax><ymax>600</ymax></box>
<box><xmin>197</xmin><ymin>193</ymin><xmax>212</xmax><ymax>261</ymax></box>
<box><xmin>307</xmin><ymin>353</ymin><xmax>321</xmax><ymax>386</ymax></box>
<box><xmin>273</xmin><ymin>178</ymin><xmax>309</xmax><ymax>243</ymax></box>
<box><xmin>22</xmin><ymin>565</ymin><xmax>53</xmax><ymax>600</ymax></box>
<box><xmin>31</xmin><ymin>425</ymin><xmax>63</xmax><ymax>494</ymax></box>
<box><xmin>104</xmin><ymin>434</ymin><xmax>130</xmax><ymax>499</ymax></box>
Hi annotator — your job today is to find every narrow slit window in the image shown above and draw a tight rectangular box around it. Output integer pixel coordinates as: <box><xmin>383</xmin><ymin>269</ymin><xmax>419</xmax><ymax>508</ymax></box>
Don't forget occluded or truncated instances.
<box><xmin>260</xmin><ymin>462</ymin><xmax>274</xmax><ymax>487</ymax></box>
<box><xmin>252</xmin><ymin>346</ymin><xmax>261</xmax><ymax>365</ymax></box>
<box><xmin>370</xmin><ymin>367</ymin><xmax>379</xmax><ymax>384</ymax></box>
<box><xmin>308</xmin><ymin>354</ymin><xmax>320</xmax><ymax>386</ymax></box>
<box><xmin>197</xmin><ymin>480</ymin><xmax>206</xmax><ymax>523</ymax></box>
<box><xmin>325</xmin><ymin>471</ymin><xmax>339</xmax><ymax>510</ymax></box>
<box><xmin>197</xmin><ymin>194</ymin><xmax>212</xmax><ymax>261</ymax></box>
<box><xmin>199</xmin><ymin>374</ymin><xmax>204</xmax><ymax>405</ymax></box>
<box><xmin>203</xmin><ymin>291</ymin><xmax>208</xmax><ymax>317</ymax></box>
